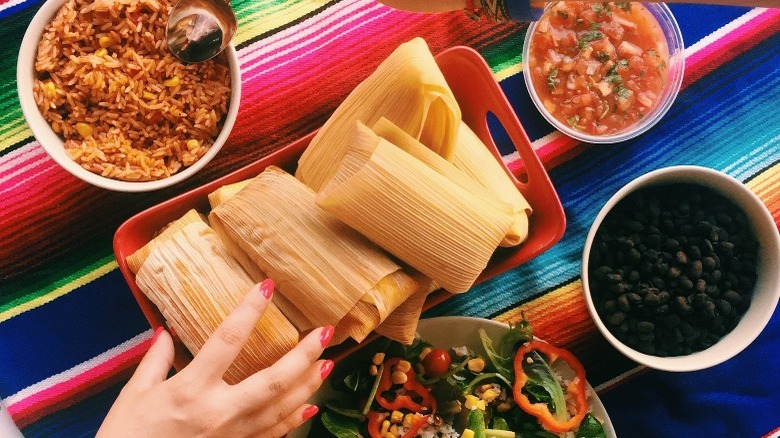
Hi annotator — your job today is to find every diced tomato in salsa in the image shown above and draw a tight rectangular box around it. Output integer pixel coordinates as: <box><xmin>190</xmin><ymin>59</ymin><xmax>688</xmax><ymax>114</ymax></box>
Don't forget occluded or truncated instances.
<box><xmin>528</xmin><ymin>1</ymin><xmax>670</xmax><ymax>135</ymax></box>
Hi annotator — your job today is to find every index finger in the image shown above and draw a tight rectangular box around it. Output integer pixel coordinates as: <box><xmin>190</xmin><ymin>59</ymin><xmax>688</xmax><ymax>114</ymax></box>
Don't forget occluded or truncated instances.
<box><xmin>189</xmin><ymin>279</ymin><xmax>274</xmax><ymax>380</ymax></box>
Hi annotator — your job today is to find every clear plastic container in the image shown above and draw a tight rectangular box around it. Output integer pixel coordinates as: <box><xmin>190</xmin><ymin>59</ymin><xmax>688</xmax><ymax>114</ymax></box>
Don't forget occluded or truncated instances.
<box><xmin>523</xmin><ymin>2</ymin><xmax>684</xmax><ymax>144</ymax></box>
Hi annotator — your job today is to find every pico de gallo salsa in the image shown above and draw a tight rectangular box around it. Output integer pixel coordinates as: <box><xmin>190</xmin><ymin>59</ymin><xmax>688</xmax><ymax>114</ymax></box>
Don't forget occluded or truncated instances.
<box><xmin>527</xmin><ymin>1</ymin><xmax>670</xmax><ymax>135</ymax></box>
<box><xmin>310</xmin><ymin>318</ymin><xmax>607</xmax><ymax>438</ymax></box>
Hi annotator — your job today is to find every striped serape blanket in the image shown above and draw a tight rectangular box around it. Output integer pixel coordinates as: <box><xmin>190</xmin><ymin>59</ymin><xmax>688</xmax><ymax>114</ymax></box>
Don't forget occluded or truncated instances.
<box><xmin>0</xmin><ymin>0</ymin><xmax>778</xmax><ymax>436</ymax></box>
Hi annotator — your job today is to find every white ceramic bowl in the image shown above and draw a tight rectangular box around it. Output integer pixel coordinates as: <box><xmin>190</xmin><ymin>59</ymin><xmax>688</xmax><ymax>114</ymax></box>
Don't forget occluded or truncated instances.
<box><xmin>523</xmin><ymin>2</ymin><xmax>684</xmax><ymax>144</ymax></box>
<box><xmin>17</xmin><ymin>0</ymin><xmax>241</xmax><ymax>192</ymax></box>
<box><xmin>582</xmin><ymin>166</ymin><xmax>780</xmax><ymax>372</ymax></box>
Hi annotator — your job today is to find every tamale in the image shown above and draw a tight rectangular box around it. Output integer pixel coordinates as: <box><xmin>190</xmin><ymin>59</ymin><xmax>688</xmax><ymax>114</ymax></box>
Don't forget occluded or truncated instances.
<box><xmin>452</xmin><ymin>122</ymin><xmax>532</xmax><ymax>246</ymax></box>
<box><xmin>316</xmin><ymin>123</ymin><xmax>513</xmax><ymax>293</ymax></box>
<box><xmin>207</xmin><ymin>179</ymin><xmax>253</xmax><ymax>208</ymax></box>
<box><xmin>209</xmin><ymin>166</ymin><xmax>418</xmax><ymax>333</ymax></box>
<box><xmin>296</xmin><ymin>37</ymin><xmax>461</xmax><ymax>192</ymax></box>
<box><xmin>127</xmin><ymin>209</ymin><xmax>204</xmax><ymax>274</ymax></box>
<box><xmin>132</xmin><ymin>211</ymin><xmax>299</xmax><ymax>384</ymax></box>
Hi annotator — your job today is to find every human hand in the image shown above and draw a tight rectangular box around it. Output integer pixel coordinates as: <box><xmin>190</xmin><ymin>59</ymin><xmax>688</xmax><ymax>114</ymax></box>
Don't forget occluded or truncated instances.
<box><xmin>97</xmin><ymin>279</ymin><xmax>334</xmax><ymax>438</ymax></box>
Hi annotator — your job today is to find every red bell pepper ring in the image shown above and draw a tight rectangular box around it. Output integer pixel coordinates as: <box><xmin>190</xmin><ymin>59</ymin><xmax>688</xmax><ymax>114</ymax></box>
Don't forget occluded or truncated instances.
<box><xmin>512</xmin><ymin>340</ymin><xmax>589</xmax><ymax>433</ymax></box>
<box><xmin>375</xmin><ymin>357</ymin><xmax>437</xmax><ymax>414</ymax></box>
<box><xmin>367</xmin><ymin>412</ymin><xmax>430</xmax><ymax>438</ymax></box>
<box><xmin>366</xmin><ymin>411</ymin><xmax>388</xmax><ymax>438</ymax></box>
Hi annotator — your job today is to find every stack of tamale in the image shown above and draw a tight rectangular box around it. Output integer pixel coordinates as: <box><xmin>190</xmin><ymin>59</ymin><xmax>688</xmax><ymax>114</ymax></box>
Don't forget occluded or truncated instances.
<box><xmin>127</xmin><ymin>37</ymin><xmax>532</xmax><ymax>382</ymax></box>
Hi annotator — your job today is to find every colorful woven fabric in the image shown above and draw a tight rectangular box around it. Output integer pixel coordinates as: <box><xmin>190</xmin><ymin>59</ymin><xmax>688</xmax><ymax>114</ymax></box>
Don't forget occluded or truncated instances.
<box><xmin>0</xmin><ymin>0</ymin><xmax>778</xmax><ymax>436</ymax></box>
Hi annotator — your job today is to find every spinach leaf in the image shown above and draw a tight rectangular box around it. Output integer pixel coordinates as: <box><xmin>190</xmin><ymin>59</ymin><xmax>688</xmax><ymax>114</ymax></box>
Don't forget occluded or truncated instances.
<box><xmin>320</xmin><ymin>411</ymin><xmax>362</xmax><ymax>438</ymax></box>
<box><xmin>499</xmin><ymin>320</ymin><xmax>533</xmax><ymax>357</ymax></box>
<box><xmin>576</xmin><ymin>413</ymin><xmax>606</xmax><ymax>438</ymax></box>
<box><xmin>479</xmin><ymin>328</ymin><xmax>514</xmax><ymax>380</ymax></box>
<box><xmin>521</xmin><ymin>351</ymin><xmax>567</xmax><ymax>423</ymax></box>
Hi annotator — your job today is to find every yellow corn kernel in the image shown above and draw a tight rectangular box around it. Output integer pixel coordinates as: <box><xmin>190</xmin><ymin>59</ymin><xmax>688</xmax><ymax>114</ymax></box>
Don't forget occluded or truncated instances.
<box><xmin>481</xmin><ymin>389</ymin><xmax>499</xmax><ymax>403</ymax></box>
<box><xmin>390</xmin><ymin>410</ymin><xmax>403</xmax><ymax>424</ymax></box>
<box><xmin>497</xmin><ymin>402</ymin><xmax>512</xmax><ymax>413</ymax></box>
<box><xmin>462</xmin><ymin>429</ymin><xmax>475</xmax><ymax>438</ymax></box>
<box><xmin>43</xmin><ymin>81</ymin><xmax>57</xmax><ymax>99</ymax></box>
<box><xmin>369</xmin><ymin>364</ymin><xmax>378</xmax><ymax>376</ymax></box>
<box><xmin>143</xmin><ymin>91</ymin><xmax>156</xmax><ymax>100</ymax></box>
<box><xmin>163</xmin><ymin>76</ymin><xmax>180</xmax><ymax>87</ymax></box>
<box><xmin>478</xmin><ymin>384</ymin><xmax>494</xmax><ymax>393</ymax></box>
<box><xmin>418</xmin><ymin>347</ymin><xmax>432</xmax><ymax>360</ymax></box>
<box><xmin>383</xmin><ymin>434</ymin><xmax>394</xmax><ymax>438</ymax></box>
<box><xmin>95</xmin><ymin>48</ymin><xmax>107</xmax><ymax>57</ymax></box>
<box><xmin>478</xmin><ymin>400</ymin><xmax>486</xmax><ymax>410</ymax></box>
<box><xmin>464</xmin><ymin>395</ymin><xmax>480</xmax><ymax>410</ymax></box>
<box><xmin>372</xmin><ymin>352</ymin><xmax>385</xmax><ymax>366</ymax></box>
<box><xmin>391</xmin><ymin>370</ymin><xmax>407</xmax><ymax>385</ymax></box>
<box><xmin>380</xmin><ymin>420</ymin><xmax>390</xmax><ymax>435</ymax></box>
<box><xmin>75</xmin><ymin>122</ymin><xmax>93</xmax><ymax>138</ymax></box>
<box><xmin>98</xmin><ymin>36</ymin><xmax>113</xmax><ymax>48</ymax></box>
<box><xmin>395</xmin><ymin>360</ymin><xmax>412</xmax><ymax>373</ymax></box>
<box><xmin>186</xmin><ymin>139</ymin><xmax>200</xmax><ymax>151</ymax></box>
<box><xmin>389</xmin><ymin>425</ymin><xmax>399</xmax><ymax>435</ymax></box>
<box><xmin>51</xmin><ymin>121</ymin><xmax>61</xmax><ymax>133</ymax></box>
<box><xmin>402</xmin><ymin>414</ymin><xmax>415</xmax><ymax>428</ymax></box>
<box><xmin>467</xmin><ymin>357</ymin><xmax>486</xmax><ymax>373</ymax></box>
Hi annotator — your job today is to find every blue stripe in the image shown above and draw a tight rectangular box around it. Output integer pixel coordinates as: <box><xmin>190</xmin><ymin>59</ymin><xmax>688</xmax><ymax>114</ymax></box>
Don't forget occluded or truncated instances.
<box><xmin>0</xmin><ymin>269</ymin><xmax>148</xmax><ymax>397</ymax></box>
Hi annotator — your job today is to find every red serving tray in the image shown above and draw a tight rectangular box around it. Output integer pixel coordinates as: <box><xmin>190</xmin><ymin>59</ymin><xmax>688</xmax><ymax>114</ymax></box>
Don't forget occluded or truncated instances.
<box><xmin>114</xmin><ymin>45</ymin><xmax>566</xmax><ymax>371</ymax></box>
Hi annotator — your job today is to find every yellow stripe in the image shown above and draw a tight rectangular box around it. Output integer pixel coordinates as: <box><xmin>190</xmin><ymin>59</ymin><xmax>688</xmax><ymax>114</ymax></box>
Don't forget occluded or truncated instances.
<box><xmin>235</xmin><ymin>0</ymin><xmax>332</xmax><ymax>47</ymax></box>
<box><xmin>0</xmin><ymin>123</ymin><xmax>33</xmax><ymax>153</ymax></box>
<box><xmin>494</xmin><ymin>63</ymin><xmax>523</xmax><ymax>83</ymax></box>
<box><xmin>746</xmin><ymin>162</ymin><xmax>780</xmax><ymax>203</ymax></box>
<box><xmin>494</xmin><ymin>280</ymin><xmax>583</xmax><ymax>326</ymax></box>
<box><xmin>0</xmin><ymin>261</ymin><xmax>118</xmax><ymax>324</ymax></box>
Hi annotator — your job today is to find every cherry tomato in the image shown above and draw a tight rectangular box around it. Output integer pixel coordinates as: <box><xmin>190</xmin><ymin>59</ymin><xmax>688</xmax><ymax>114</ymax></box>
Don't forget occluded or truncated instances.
<box><xmin>422</xmin><ymin>348</ymin><xmax>451</xmax><ymax>378</ymax></box>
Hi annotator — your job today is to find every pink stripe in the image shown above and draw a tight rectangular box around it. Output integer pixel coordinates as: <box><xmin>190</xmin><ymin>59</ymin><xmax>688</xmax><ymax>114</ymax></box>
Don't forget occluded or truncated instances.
<box><xmin>0</xmin><ymin>165</ymin><xmax>68</xmax><ymax>223</ymax></box>
<box><xmin>0</xmin><ymin>145</ymin><xmax>49</xmax><ymax>179</ymax></box>
<box><xmin>686</xmin><ymin>9</ymin><xmax>780</xmax><ymax>73</ymax></box>
<box><xmin>7</xmin><ymin>339</ymin><xmax>151</xmax><ymax>418</ymax></box>
<box><xmin>238</xmin><ymin>0</ymin><xmax>379</xmax><ymax>64</ymax></box>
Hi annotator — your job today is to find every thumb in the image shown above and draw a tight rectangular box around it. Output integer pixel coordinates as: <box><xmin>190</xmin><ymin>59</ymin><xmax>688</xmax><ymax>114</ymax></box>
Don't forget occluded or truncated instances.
<box><xmin>126</xmin><ymin>327</ymin><xmax>175</xmax><ymax>390</ymax></box>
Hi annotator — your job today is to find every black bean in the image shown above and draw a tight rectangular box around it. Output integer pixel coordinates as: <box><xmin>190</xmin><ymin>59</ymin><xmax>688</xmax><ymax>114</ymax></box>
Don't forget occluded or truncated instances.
<box><xmin>603</xmin><ymin>300</ymin><xmax>617</xmax><ymax>312</ymax></box>
<box><xmin>664</xmin><ymin>238</ymin><xmax>680</xmax><ymax>252</ymax></box>
<box><xmin>723</xmin><ymin>290</ymin><xmax>742</xmax><ymax>305</ymax></box>
<box><xmin>675</xmin><ymin>251</ymin><xmax>688</xmax><ymax>265</ymax></box>
<box><xmin>609</xmin><ymin>312</ymin><xmax>626</xmax><ymax>325</ymax></box>
<box><xmin>695</xmin><ymin>279</ymin><xmax>707</xmax><ymax>294</ymax></box>
<box><xmin>718</xmin><ymin>299</ymin><xmax>732</xmax><ymax>315</ymax></box>
<box><xmin>702</xmin><ymin>256</ymin><xmax>717</xmax><ymax>270</ymax></box>
<box><xmin>674</xmin><ymin>296</ymin><xmax>691</xmax><ymax>314</ymax></box>
<box><xmin>667</xmin><ymin>266</ymin><xmax>682</xmax><ymax>279</ymax></box>
<box><xmin>644</xmin><ymin>293</ymin><xmax>661</xmax><ymax>307</ymax></box>
<box><xmin>689</xmin><ymin>260</ymin><xmax>703</xmax><ymax>279</ymax></box>
<box><xmin>689</xmin><ymin>245</ymin><xmax>702</xmax><ymax>260</ymax></box>
<box><xmin>679</xmin><ymin>276</ymin><xmax>694</xmax><ymax>290</ymax></box>
<box><xmin>627</xmin><ymin>292</ymin><xmax>643</xmax><ymax>305</ymax></box>
<box><xmin>617</xmin><ymin>295</ymin><xmax>631</xmax><ymax>312</ymax></box>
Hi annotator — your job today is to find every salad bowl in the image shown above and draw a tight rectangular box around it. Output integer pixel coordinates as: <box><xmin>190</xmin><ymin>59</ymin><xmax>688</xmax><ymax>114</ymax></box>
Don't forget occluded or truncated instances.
<box><xmin>290</xmin><ymin>316</ymin><xmax>615</xmax><ymax>437</ymax></box>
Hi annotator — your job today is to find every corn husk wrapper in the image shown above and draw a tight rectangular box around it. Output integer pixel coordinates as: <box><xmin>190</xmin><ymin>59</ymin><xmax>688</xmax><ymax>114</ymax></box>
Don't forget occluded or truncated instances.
<box><xmin>207</xmin><ymin>179</ymin><xmax>312</xmax><ymax>328</ymax></box>
<box><xmin>132</xmin><ymin>211</ymin><xmax>299</xmax><ymax>384</ymax></box>
<box><xmin>374</xmin><ymin>273</ymin><xmax>436</xmax><ymax>345</ymax></box>
<box><xmin>316</xmin><ymin>123</ymin><xmax>514</xmax><ymax>293</ymax></box>
<box><xmin>296</xmin><ymin>37</ymin><xmax>461</xmax><ymax>192</ymax></box>
<box><xmin>127</xmin><ymin>209</ymin><xmax>205</xmax><ymax>274</ymax></box>
<box><xmin>210</xmin><ymin>166</ymin><xmax>417</xmax><ymax>333</ymax></box>
<box><xmin>453</xmin><ymin>122</ymin><xmax>532</xmax><ymax>246</ymax></box>
<box><xmin>333</xmin><ymin>271</ymin><xmax>420</xmax><ymax>344</ymax></box>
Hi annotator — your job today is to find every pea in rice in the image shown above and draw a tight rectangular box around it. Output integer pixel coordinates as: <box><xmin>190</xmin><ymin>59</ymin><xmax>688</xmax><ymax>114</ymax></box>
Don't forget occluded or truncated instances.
<box><xmin>33</xmin><ymin>0</ymin><xmax>231</xmax><ymax>181</ymax></box>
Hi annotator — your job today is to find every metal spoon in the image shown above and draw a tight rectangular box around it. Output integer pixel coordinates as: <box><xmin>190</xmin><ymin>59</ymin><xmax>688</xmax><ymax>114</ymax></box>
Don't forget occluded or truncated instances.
<box><xmin>166</xmin><ymin>0</ymin><xmax>237</xmax><ymax>63</ymax></box>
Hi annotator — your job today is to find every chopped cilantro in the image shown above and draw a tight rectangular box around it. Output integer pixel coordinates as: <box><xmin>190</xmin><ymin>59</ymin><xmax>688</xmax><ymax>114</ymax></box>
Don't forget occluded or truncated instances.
<box><xmin>567</xmin><ymin>115</ymin><xmax>580</xmax><ymax>127</ymax></box>
<box><xmin>591</xmin><ymin>2</ymin><xmax>612</xmax><ymax>17</ymax></box>
<box><xmin>647</xmin><ymin>49</ymin><xmax>659</xmax><ymax>57</ymax></box>
<box><xmin>616</xmin><ymin>85</ymin><xmax>633</xmax><ymax>99</ymax></box>
<box><xmin>658</xmin><ymin>60</ymin><xmax>667</xmax><ymax>70</ymax></box>
<box><xmin>617</xmin><ymin>58</ymin><xmax>630</xmax><ymax>68</ymax></box>
<box><xmin>604</xmin><ymin>65</ymin><xmax>623</xmax><ymax>84</ymax></box>
<box><xmin>590</xmin><ymin>22</ymin><xmax>600</xmax><ymax>30</ymax></box>
<box><xmin>547</xmin><ymin>68</ymin><xmax>560</xmax><ymax>90</ymax></box>
<box><xmin>594</xmin><ymin>51</ymin><xmax>610</xmax><ymax>63</ymax></box>
<box><xmin>577</xmin><ymin>31</ymin><xmax>604</xmax><ymax>50</ymax></box>
<box><xmin>615</xmin><ymin>2</ymin><xmax>631</xmax><ymax>11</ymax></box>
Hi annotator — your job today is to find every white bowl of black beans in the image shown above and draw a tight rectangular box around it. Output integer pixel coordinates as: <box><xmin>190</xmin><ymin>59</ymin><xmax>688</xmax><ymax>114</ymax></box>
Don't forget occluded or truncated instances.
<box><xmin>582</xmin><ymin>165</ymin><xmax>780</xmax><ymax>372</ymax></box>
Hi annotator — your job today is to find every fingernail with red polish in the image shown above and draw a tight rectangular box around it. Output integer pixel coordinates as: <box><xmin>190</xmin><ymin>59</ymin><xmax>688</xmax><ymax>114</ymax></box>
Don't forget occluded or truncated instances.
<box><xmin>320</xmin><ymin>360</ymin><xmax>334</xmax><ymax>380</ymax></box>
<box><xmin>302</xmin><ymin>405</ymin><xmax>318</xmax><ymax>422</ymax></box>
<box><xmin>320</xmin><ymin>326</ymin><xmax>335</xmax><ymax>348</ymax></box>
<box><xmin>151</xmin><ymin>326</ymin><xmax>164</xmax><ymax>344</ymax></box>
<box><xmin>259</xmin><ymin>278</ymin><xmax>274</xmax><ymax>300</ymax></box>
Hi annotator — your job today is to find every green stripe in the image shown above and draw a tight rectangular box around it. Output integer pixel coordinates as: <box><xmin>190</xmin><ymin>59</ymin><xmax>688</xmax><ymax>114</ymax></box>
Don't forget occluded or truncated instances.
<box><xmin>483</xmin><ymin>25</ymin><xmax>528</xmax><ymax>74</ymax></box>
<box><xmin>0</xmin><ymin>3</ymin><xmax>40</xmax><ymax>153</ymax></box>
<box><xmin>0</xmin><ymin>239</ymin><xmax>114</xmax><ymax>311</ymax></box>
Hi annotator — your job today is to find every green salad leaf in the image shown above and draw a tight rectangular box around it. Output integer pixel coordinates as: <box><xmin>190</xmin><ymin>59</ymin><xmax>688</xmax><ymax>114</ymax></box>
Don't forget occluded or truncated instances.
<box><xmin>521</xmin><ymin>351</ymin><xmax>567</xmax><ymax>423</ymax></box>
<box><xmin>576</xmin><ymin>413</ymin><xmax>607</xmax><ymax>438</ymax></box>
<box><xmin>320</xmin><ymin>411</ymin><xmax>361</xmax><ymax>438</ymax></box>
<box><xmin>479</xmin><ymin>328</ymin><xmax>514</xmax><ymax>380</ymax></box>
